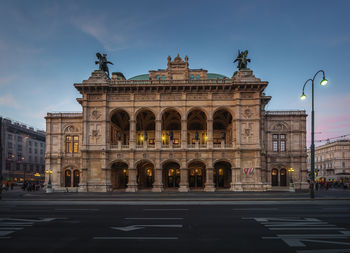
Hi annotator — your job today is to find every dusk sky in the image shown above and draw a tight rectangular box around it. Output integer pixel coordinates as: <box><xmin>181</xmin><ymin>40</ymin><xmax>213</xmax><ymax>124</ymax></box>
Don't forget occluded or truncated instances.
<box><xmin>0</xmin><ymin>0</ymin><xmax>349</xmax><ymax>146</ymax></box>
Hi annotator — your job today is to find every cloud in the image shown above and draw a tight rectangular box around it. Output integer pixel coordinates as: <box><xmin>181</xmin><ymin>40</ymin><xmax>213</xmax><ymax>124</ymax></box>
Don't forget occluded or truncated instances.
<box><xmin>0</xmin><ymin>94</ymin><xmax>19</xmax><ymax>108</ymax></box>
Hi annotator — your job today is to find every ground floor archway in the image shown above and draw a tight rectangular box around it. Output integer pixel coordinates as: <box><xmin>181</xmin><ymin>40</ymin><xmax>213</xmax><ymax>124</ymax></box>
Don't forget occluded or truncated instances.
<box><xmin>213</xmin><ymin>161</ymin><xmax>231</xmax><ymax>188</ymax></box>
<box><xmin>162</xmin><ymin>161</ymin><xmax>180</xmax><ymax>188</ymax></box>
<box><xmin>271</xmin><ymin>169</ymin><xmax>278</xmax><ymax>186</ymax></box>
<box><xmin>111</xmin><ymin>162</ymin><xmax>128</xmax><ymax>190</ymax></box>
<box><xmin>137</xmin><ymin>160</ymin><xmax>154</xmax><ymax>189</ymax></box>
<box><xmin>64</xmin><ymin>167</ymin><xmax>80</xmax><ymax>187</ymax></box>
<box><xmin>188</xmin><ymin>161</ymin><xmax>206</xmax><ymax>188</ymax></box>
<box><xmin>271</xmin><ymin>168</ymin><xmax>287</xmax><ymax>186</ymax></box>
<box><xmin>280</xmin><ymin>168</ymin><xmax>287</xmax><ymax>186</ymax></box>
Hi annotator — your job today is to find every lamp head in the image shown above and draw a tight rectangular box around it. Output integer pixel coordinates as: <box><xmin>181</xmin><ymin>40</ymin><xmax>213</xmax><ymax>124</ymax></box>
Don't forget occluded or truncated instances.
<box><xmin>320</xmin><ymin>78</ymin><xmax>328</xmax><ymax>86</ymax></box>
<box><xmin>300</xmin><ymin>93</ymin><xmax>307</xmax><ymax>100</ymax></box>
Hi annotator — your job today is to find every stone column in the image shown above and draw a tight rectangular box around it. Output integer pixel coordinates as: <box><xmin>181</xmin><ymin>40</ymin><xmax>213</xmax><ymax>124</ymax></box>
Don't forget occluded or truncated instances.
<box><xmin>178</xmin><ymin>168</ymin><xmax>189</xmax><ymax>192</ymax></box>
<box><xmin>207</xmin><ymin>119</ymin><xmax>213</xmax><ymax>149</ymax></box>
<box><xmin>181</xmin><ymin>119</ymin><xmax>187</xmax><ymax>149</ymax></box>
<box><xmin>126</xmin><ymin>164</ymin><xmax>138</xmax><ymax>192</ymax></box>
<box><xmin>129</xmin><ymin>119</ymin><xmax>136</xmax><ymax>149</ymax></box>
<box><xmin>155</xmin><ymin>119</ymin><xmax>161</xmax><ymax>149</ymax></box>
<box><xmin>152</xmin><ymin>168</ymin><xmax>163</xmax><ymax>192</ymax></box>
<box><xmin>204</xmin><ymin>167</ymin><xmax>215</xmax><ymax>192</ymax></box>
<box><xmin>102</xmin><ymin>167</ymin><xmax>111</xmax><ymax>192</ymax></box>
<box><xmin>79</xmin><ymin>168</ymin><xmax>88</xmax><ymax>192</ymax></box>
<box><xmin>230</xmin><ymin>168</ymin><xmax>243</xmax><ymax>191</ymax></box>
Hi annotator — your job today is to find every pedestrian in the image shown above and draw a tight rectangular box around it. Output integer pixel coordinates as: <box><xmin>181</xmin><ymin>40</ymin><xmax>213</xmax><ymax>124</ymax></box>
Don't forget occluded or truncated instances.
<box><xmin>10</xmin><ymin>182</ymin><xmax>14</xmax><ymax>190</ymax></box>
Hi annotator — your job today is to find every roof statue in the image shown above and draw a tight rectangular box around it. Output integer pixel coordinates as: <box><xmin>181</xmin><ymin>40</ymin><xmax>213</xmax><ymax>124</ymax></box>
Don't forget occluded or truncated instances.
<box><xmin>95</xmin><ymin>52</ymin><xmax>113</xmax><ymax>78</ymax></box>
<box><xmin>234</xmin><ymin>50</ymin><xmax>251</xmax><ymax>70</ymax></box>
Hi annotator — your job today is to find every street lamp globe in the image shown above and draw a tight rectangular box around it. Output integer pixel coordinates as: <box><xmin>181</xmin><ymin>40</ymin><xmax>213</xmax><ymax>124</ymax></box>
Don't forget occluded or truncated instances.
<box><xmin>300</xmin><ymin>93</ymin><xmax>307</xmax><ymax>100</ymax></box>
<box><xmin>320</xmin><ymin>78</ymin><xmax>328</xmax><ymax>86</ymax></box>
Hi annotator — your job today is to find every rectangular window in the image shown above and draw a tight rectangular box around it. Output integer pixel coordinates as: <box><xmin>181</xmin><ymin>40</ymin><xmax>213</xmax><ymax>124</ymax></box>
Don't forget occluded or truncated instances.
<box><xmin>8</xmin><ymin>134</ymin><xmax>13</xmax><ymax>140</ymax></box>
<box><xmin>40</xmin><ymin>149</ymin><xmax>43</xmax><ymax>155</ymax></box>
<box><xmin>73</xmin><ymin>136</ymin><xmax>79</xmax><ymax>153</ymax></box>
<box><xmin>17</xmin><ymin>136</ymin><xmax>22</xmax><ymax>142</ymax></box>
<box><xmin>273</xmin><ymin>134</ymin><xmax>278</xmax><ymax>139</ymax></box>
<box><xmin>16</xmin><ymin>163</ymin><xmax>20</xmax><ymax>171</ymax></box>
<box><xmin>34</xmin><ymin>149</ymin><xmax>37</xmax><ymax>154</ymax></box>
<box><xmin>29</xmin><ymin>147</ymin><xmax>32</xmax><ymax>153</ymax></box>
<box><xmin>280</xmin><ymin>134</ymin><xmax>286</xmax><ymax>139</ymax></box>
<box><xmin>66</xmin><ymin>136</ymin><xmax>72</xmax><ymax>153</ymax></box>
<box><xmin>8</xmin><ymin>142</ymin><xmax>12</xmax><ymax>149</ymax></box>
<box><xmin>29</xmin><ymin>156</ymin><xmax>32</xmax><ymax>162</ymax></box>
<box><xmin>40</xmin><ymin>143</ymin><xmax>44</xmax><ymax>148</ymax></box>
<box><xmin>29</xmin><ymin>141</ymin><xmax>32</xmax><ymax>146</ymax></box>
<box><xmin>273</xmin><ymin>141</ymin><xmax>278</xmax><ymax>152</ymax></box>
<box><xmin>280</xmin><ymin>141</ymin><xmax>286</xmax><ymax>152</ymax></box>
<box><xmin>18</xmin><ymin>144</ymin><xmax>22</xmax><ymax>151</ymax></box>
<box><xmin>18</xmin><ymin>154</ymin><xmax>23</xmax><ymax>161</ymax></box>
<box><xmin>34</xmin><ymin>142</ymin><xmax>38</xmax><ymax>147</ymax></box>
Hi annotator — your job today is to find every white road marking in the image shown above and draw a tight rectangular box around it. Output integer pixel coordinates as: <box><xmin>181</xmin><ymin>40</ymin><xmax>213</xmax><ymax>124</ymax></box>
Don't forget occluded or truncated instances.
<box><xmin>111</xmin><ymin>224</ymin><xmax>183</xmax><ymax>231</ymax></box>
<box><xmin>93</xmin><ymin>236</ymin><xmax>178</xmax><ymax>240</ymax></box>
<box><xmin>144</xmin><ymin>209</ymin><xmax>188</xmax><ymax>211</ymax></box>
<box><xmin>125</xmin><ymin>218</ymin><xmax>183</xmax><ymax>220</ymax></box>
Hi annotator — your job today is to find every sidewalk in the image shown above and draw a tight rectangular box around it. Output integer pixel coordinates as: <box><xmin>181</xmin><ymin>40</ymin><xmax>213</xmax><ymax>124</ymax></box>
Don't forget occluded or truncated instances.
<box><xmin>2</xmin><ymin>186</ymin><xmax>350</xmax><ymax>201</ymax></box>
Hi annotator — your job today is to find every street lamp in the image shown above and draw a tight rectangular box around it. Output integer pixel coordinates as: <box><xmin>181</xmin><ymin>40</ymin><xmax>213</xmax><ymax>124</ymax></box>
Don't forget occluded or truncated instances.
<box><xmin>300</xmin><ymin>70</ymin><xmax>328</xmax><ymax>199</ymax></box>
<box><xmin>288</xmin><ymin>168</ymin><xmax>295</xmax><ymax>192</ymax></box>
<box><xmin>45</xmin><ymin>169</ymin><xmax>53</xmax><ymax>193</ymax></box>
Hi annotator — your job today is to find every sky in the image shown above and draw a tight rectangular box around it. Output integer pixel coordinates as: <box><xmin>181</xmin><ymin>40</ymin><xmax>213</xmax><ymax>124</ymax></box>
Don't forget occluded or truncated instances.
<box><xmin>0</xmin><ymin>0</ymin><xmax>349</xmax><ymax>146</ymax></box>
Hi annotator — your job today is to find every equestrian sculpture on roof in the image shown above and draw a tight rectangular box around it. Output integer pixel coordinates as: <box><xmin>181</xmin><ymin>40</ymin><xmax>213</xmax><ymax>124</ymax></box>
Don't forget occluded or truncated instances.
<box><xmin>95</xmin><ymin>52</ymin><xmax>113</xmax><ymax>78</ymax></box>
<box><xmin>234</xmin><ymin>50</ymin><xmax>251</xmax><ymax>70</ymax></box>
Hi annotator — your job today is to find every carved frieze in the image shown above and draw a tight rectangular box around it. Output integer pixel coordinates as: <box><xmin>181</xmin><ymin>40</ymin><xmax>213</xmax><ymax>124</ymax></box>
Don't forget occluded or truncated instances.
<box><xmin>89</xmin><ymin>124</ymin><xmax>102</xmax><ymax>144</ymax></box>
<box><xmin>212</xmin><ymin>93</ymin><xmax>233</xmax><ymax>100</ymax></box>
<box><xmin>90</xmin><ymin>109</ymin><xmax>102</xmax><ymax>120</ymax></box>
<box><xmin>109</xmin><ymin>94</ymin><xmax>130</xmax><ymax>101</ymax></box>
<box><xmin>88</xmin><ymin>94</ymin><xmax>103</xmax><ymax>101</ymax></box>
<box><xmin>135</xmin><ymin>94</ymin><xmax>156</xmax><ymax>101</ymax></box>
<box><xmin>240</xmin><ymin>92</ymin><xmax>253</xmax><ymax>99</ymax></box>
<box><xmin>161</xmin><ymin>93</ymin><xmax>182</xmax><ymax>100</ymax></box>
<box><xmin>187</xmin><ymin>93</ymin><xmax>208</xmax><ymax>100</ymax></box>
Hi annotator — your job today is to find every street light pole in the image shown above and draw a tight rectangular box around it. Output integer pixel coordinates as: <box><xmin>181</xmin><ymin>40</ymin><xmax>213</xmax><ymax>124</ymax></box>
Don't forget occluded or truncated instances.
<box><xmin>300</xmin><ymin>70</ymin><xmax>328</xmax><ymax>199</ymax></box>
<box><xmin>45</xmin><ymin>169</ymin><xmax>53</xmax><ymax>193</ymax></box>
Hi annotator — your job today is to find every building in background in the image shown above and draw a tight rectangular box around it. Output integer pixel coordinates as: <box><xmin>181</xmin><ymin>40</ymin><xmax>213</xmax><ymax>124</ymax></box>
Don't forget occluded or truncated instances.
<box><xmin>308</xmin><ymin>140</ymin><xmax>350</xmax><ymax>182</ymax></box>
<box><xmin>45</xmin><ymin>54</ymin><xmax>308</xmax><ymax>192</ymax></box>
<box><xmin>0</xmin><ymin>117</ymin><xmax>46</xmax><ymax>183</ymax></box>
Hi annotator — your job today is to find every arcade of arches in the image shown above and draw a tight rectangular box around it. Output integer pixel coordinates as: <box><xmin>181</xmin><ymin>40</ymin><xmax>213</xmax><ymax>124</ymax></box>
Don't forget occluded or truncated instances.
<box><xmin>110</xmin><ymin>160</ymin><xmax>233</xmax><ymax>191</ymax></box>
<box><xmin>110</xmin><ymin>108</ymin><xmax>234</xmax><ymax>147</ymax></box>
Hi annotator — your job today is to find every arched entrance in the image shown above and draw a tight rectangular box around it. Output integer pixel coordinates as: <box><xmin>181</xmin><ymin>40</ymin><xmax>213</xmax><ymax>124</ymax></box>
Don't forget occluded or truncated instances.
<box><xmin>110</xmin><ymin>109</ymin><xmax>130</xmax><ymax>146</ymax></box>
<box><xmin>188</xmin><ymin>161</ymin><xmax>206</xmax><ymax>188</ymax></box>
<box><xmin>213</xmin><ymin>161</ymin><xmax>231</xmax><ymax>188</ymax></box>
<box><xmin>64</xmin><ymin>167</ymin><xmax>79</xmax><ymax>187</ymax></box>
<box><xmin>187</xmin><ymin>109</ymin><xmax>207</xmax><ymax>145</ymax></box>
<box><xmin>136</xmin><ymin>109</ymin><xmax>155</xmax><ymax>146</ymax></box>
<box><xmin>271</xmin><ymin>169</ymin><xmax>278</xmax><ymax>186</ymax></box>
<box><xmin>111</xmin><ymin>162</ymin><xmax>128</xmax><ymax>190</ymax></box>
<box><xmin>280</xmin><ymin>168</ymin><xmax>287</xmax><ymax>186</ymax></box>
<box><xmin>213</xmin><ymin>109</ymin><xmax>233</xmax><ymax>146</ymax></box>
<box><xmin>73</xmin><ymin>170</ymin><xmax>80</xmax><ymax>187</ymax></box>
<box><xmin>162</xmin><ymin>161</ymin><xmax>180</xmax><ymax>188</ymax></box>
<box><xmin>161</xmin><ymin>109</ymin><xmax>181</xmax><ymax>147</ymax></box>
<box><xmin>137</xmin><ymin>160</ymin><xmax>154</xmax><ymax>189</ymax></box>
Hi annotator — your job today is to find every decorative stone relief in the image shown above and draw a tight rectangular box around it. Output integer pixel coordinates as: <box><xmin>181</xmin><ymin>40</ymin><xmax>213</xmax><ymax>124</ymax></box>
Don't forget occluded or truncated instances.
<box><xmin>90</xmin><ymin>109</ymin><xmax>102</xmax><ymax>120</ymax></box>
<box><xmin>243</xmin><ymin>108</ymin><xmax>253</xmax><ymax>118</ymax></box>
<box><xmin>64</xmin><ymin>125</ymin><xmax>79</xmax><ymax>133</ymax></box>
<box><xmin>89</xmin><ymin>124</ymin><xmax>102</xmax><ymax>144</ymax></box>
<box><xmin>117</xmin><ymin>153</ymin><xmax>122</xmax><ymax>158</ymax></box>
<box><xmin>88</xmin><ymin>94</ymin><xmax>102</xmax><ymax>100</ymax></box>
<box><xmin>273</xmin><ymin>122</ymin><xmax>288</xmax><ymax>131</ymax></box>
<box><xmin>143</xmin><ymin>153</ymin><xmax>147</xmax><ymax>159</ymax></box>
<box><xmin>195</xmin><ymin>152</ymin><xmax>200</xmax><ymax>158</ymax></box>
<box><xmin>241</xmin><ymin>122</ymin><xmax>254</xmax><ymax>144</ymax></box>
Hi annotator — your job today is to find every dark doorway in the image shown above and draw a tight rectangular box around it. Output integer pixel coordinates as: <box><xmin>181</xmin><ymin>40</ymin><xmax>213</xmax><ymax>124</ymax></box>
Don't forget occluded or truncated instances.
<box><xmin>137</xmin><ymin>161</ymin><xmax>154</xmax><ymax>189</ymax></box>
<box><xmin>73</xmin><ymin>170</ymin><xmax>80</xmax><ymax>187</ymax></box>
<box><xmin>65</xmin><ymin>170</ymin><xmax>71</xmax><ymax>187</ymax></box>
<box><xmin>271</xmin><ymin>169</ymin><xmax>278</xmax><ymax>186</ymax></box>
<box><xmin>280</xmin><ymin>168</ymin><xmax>287</xmax><ymax>186</ymax></box>
<box><xmin>188</xmin><ymin>161</ymin><xmax>206</xmax><ymax>189</ymax></box>
<box><xmin>163</xmin><ymin>161</ymin><xmax>180</xmax><ymax>188</ymax></box>
<box><xmin>213</xmin><ymin>161</ymin><xmax>231</xmax><ymax>188</ymax></box>
<box><xmin>111</xmin><ymin>162</ymin><xmax>128</xmax><ymax>189</ymax></box>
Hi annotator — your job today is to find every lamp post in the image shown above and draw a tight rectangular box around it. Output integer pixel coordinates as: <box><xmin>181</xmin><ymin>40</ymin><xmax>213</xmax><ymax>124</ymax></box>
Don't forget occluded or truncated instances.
<box><xmin>300</xmin><ymin>70</ymin><xmax>328</xmax><ymax>199</ymax></box>
<box><xmin>45</xmin><ymin>169</ymin><xmax>53</xmax><ymax>193</ymax></box>
<box><xmin>288</xmin><ymin>167</ymin><xmax>295</xmax><ymax>192</ymax></box>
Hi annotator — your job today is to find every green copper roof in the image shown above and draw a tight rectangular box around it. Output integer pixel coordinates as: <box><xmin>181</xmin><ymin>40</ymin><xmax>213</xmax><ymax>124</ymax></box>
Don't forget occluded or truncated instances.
<box><xmin>128</xmin><ymin>74</ymin><xmax>149</xmax><ymax>80</ymax></box>
<box><xmin>128</xmin><ymin>73</ymin><xmax>227</xmax><ymax>80</ymax></box>
<box><xmin>206</xmin><ymin>73</ymin><xmax>227</xmax><ymax>79</ymax></box>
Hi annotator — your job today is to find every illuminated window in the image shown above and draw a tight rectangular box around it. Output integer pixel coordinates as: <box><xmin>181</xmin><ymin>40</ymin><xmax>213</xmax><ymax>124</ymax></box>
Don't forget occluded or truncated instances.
<box><xmin>65</xmin><ymin>136</ymin><xmax>72</xmax><ymax>153</ymax></box>
<box><xmin>73</xmin><ymin>136</ymin><xmax>79</xmax><ymax>153</ymax></box>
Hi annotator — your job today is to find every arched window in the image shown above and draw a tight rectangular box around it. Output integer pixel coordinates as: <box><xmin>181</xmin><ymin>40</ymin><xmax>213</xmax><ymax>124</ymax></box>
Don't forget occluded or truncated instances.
<box><xmin>190</xmin><ymin>75</ymin><xmax>194</xmax><ymax>80</ymax></box>
<box><xmin>73</xmin><ymin>170</ymin><xmax>80</xmax><ymax>187</ymax></box>
<box><xmin>65</xmin><ymin>170</ymin><xmax>71</xmax><ymax>187</ymax></box>
<box><xmin>196</xmin><ymin>75</ymin><xmax>200</xmax><ymax>80</ymax></box>
<box><xmin>161</xmin><ymin>75</ymin><xmax>166</xmax><ymax>80</ymax></box>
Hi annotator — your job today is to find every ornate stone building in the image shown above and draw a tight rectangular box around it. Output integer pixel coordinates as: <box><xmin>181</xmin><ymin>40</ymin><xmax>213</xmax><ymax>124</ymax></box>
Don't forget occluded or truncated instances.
<box><xmin>45</xmin><ymin>54</ymin><xmax>308</xmax><ymax>192</ymax></box>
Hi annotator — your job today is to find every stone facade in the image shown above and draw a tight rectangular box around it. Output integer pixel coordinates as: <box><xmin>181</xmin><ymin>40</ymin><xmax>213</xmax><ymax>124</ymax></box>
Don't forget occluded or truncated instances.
<box><xmin>307</xmin><ymin>140</ymin><xmax>350</xmax><ymax>180</ymax></box>
<box><xmin>45</xmin><ymin>54</ymin><xmax>308</xmax><ymax>192</ymax></box>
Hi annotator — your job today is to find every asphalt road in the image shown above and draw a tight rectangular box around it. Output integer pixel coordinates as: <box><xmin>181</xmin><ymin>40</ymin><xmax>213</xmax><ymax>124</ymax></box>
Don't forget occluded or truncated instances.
<box><xmin>1</xmin><ymin>200</ymin><xmax>350</xmax><ymax>253</ymax></box>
